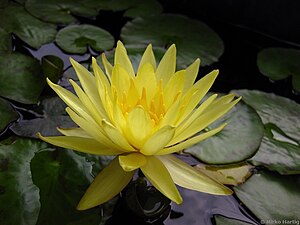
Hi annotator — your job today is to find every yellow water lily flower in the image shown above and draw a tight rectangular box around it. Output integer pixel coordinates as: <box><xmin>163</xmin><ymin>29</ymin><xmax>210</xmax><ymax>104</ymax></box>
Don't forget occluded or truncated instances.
<box><xmin>38</xmin><ymin>41</ymin><xmax>240</xmax><ymax>210</ymax></box>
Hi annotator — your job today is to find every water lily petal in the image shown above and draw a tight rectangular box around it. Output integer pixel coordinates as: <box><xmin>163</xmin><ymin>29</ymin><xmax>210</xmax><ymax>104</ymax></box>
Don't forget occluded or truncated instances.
<box><xmin>77</xmin><ymin>157</ymin><xmax>135</xmax><ymax>210</ymax></box>
<box><xmin>111</xmin><ymin>64</ymin><xmax>131</xmax><ymax>99</ymax></box>
<box><xmin>37</xmin><ymin>133</ymin><xmax>121</xmax><ymax>155</ymax></box>
<box><xmin>156</xmin><ymin>44</ymin><xmax>176</xmax><ymax>85</ymax></box>
<box><xmin>102</xmin><ymin>119</ymin><xmax>137</xmax><ymax>152</ymax></box>
<box><xmin>125</xmin><ymin>106</ymin><xmax>152</xmax><ymax>149</ymax></box>
<box><xmin>141</xmin><ymin>125</ymin><xmax>175</xmax><ymax>155</ymax></box>
<box><xmin>46</xmin><ymin>78</ymin><xmax>92</xmax><ymax>121</ymax></box>
<box><xmin>159</xmin><ymin>123</ymin><xmax>227</xmax><ymax>154</ymax></box>
<box><xmin>119</xmin><ymin>153</ymin><xmax>147</xmax><ymax>171</ymax></box>
<box><xmin>115</xmin><ymin>41</ymin><xmax>135</xmax><ymax>76</ymax></box>
<box><xmin>57</xmin><ymin>127</ymin><xmax>91</xmax><ymax>138</ymax></box>
<box><xmin>138</xmin><ymin>44</ymin><xmax>156</xmax><ymax>73</ymax></box>
<box><xmin>101</xmin><ymin>53</ymin><xmax>113</xmax><ymax>77</ymax></box>
<box><xmin>176</xmin><ymin>70</ymin><xmax>219</xmax><ymax>125</ymax></box>
<box><xmin>172</xmin><ymin>97</ymin><xmax>241</xmax><ymax>144</ymax></box>
<box><xmin>164</xmin><ymin>70</ymin><xmax>185</xmax><ymax>109</ymax></box>
<box><xmin>183</xmin><ymin>58</ymin><xmax>200</xmax><ymax>93</ymax></box>
<box><xmin>158</xmin><ymin>154</ymin><xmax>233</xmax><ymax>195</ymax></box>
<box><xmin>141</xmin><ymin>156</ymin><xmax>182</xmax><ymax>204</ymax></box>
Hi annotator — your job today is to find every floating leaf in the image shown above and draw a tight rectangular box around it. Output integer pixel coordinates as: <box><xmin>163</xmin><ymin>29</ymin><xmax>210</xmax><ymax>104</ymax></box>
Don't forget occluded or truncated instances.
<box><xmin>56</xmin><ymin>24</ymin><xmax>114</xmax><ymax>54</ymax></box>
<box><xmin>234</xmin><ymin>171</ymin><xmax>300</xmax><ymax>222</ymax></box>
<box><xmin>42</xmin><ymin>55</ymin><xmax>64</xmax><ymax>84</ymax></box>
<box><xmin>121</xmin><ymin>14</ymin><xmax>224</xmax><ymax>67</ymax></box>
<box><xmin>102</xmin><ymin>0</ymin><xmax>162</xmax><ymax>18</ymax></box>
<box><xmin>195</xmin><ymin>163</ymin><xmax>253</xmax><ymax>186</ymax></box>
<box><xmin>185</xmin><ymin>99</ymin><xmax>264</xmax><ymax>164</ymax></box>
<box><xmin>257</xmin><ymin>48</ymin><xmax>300</xmax><ymax>91</ymax></box>
<box><xmin>25</xmin><ymin>0</ymin><xmax>102</xmax><ymax>25</ymax></box>
<box><xmin>0</xmin><ymin>139</ymin><xmax>49</xmax><ymax>225</ymax></box>
<box><xmin>11</xmin><ymin>96</ymin><xmax>75</xmax><ymax>138</ymax></box>
<box><xmin>0</xmin><ymin>53</ymin><xmax>44</xmax><ymax>104</ymax></box>
<box><xmin>232</xmin><ymin>90</ymin><xmax>300</xmax><ymax>143</ymax></box>
<box><xmin>0</xmin><ymin>98</ymin><xmax>18</xmax><ymax>133</ymax></box>
<box><xmin>214</xmin><ymin>215</ymin><xmax>255</xmax><ymax>225</ymax></box>
<box><xmin>232</xmin><ymin>90</ymin><xmax>300</xmax><ymax>174</ymax></box>
<box><xmin>0</xmin><ymin>27</ymin><xmax>12</xmax><ymax>53</ymax></box>
<box><xmin>31</xmin><ymin>148</ymin><xmax>101</xmax><ymax>225</ymax></box>
<box><xmin>0</xmin><ymin>2</ymin><xmax>56</xmax><ymax>49</ymax></box>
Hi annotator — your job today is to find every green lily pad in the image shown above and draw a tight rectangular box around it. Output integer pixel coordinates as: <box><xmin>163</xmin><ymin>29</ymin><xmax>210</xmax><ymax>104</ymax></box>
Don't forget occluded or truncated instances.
<box><xmin>0</xmin><ymin>27</ymin><xmax>12</xmax><ymax>53</ymax></box>
<box><xmin>0</xmin><ymin>53</ymin><xmax>44</xmax><ymax>104</ymax></box>
<box><xmin>232</xmin><ymin>90</ymin><xmax>300</xmax><ymax>142</ymax></box>
<box><xmin>102</xmin><ymin>0</ymin><xmax>162</xmax><ymax>18</ymax></box>
<box><xmin>121</xmin><ymin>14</ymin><xmax>224</xmax><ymax>67</ymax></box>
<box><xmin>56</xmin><ymin>24</ymin><xmax>114</xmax><ymax>54</ymax></box>
<box><xmin>0</xmin><ymin>98</ymin><xmax>18</xmax><ymax>133</ymax></box>
<box><xmin>214</xmin><ymin>215</ymin><xmax>254</xmax><ymax>225</ymax></box>
<box><xmin>31</xmin><ymin>148</ymin><xmax>101</xmax><ymax>225</ymax></box>
<box><xmin>257</xmin><ymin>48</ymin><xmax>300</xmax><ymax>92</ymax></box>
<box><xmin>249</xmin><ymin>123</ymin><xmax>300</xmax><ymax>175</ymax></box>
<box><xmin>234</xmin><ymin>171</ymin><xmax>300</xmax><ymax>222</ymax></box>
<box><xmin>0</xmin><ymin>2</ymin><xmax>56</xmax><ymax>49</ymax></box>
<box><xmin>10</xmin><ymin>96</ymin><xmax>76</xmax><ymax>138</ymax></box>
<box><xmin>232</xmin><ymin>90</ymin><xmax>300</xmax><ymax>174</ymax></box>
<box><xmin>185</xmin><ymin>99</ymin><xmax>264</xmax><ymax>164</ymax></box>
<box><xmin>42</xmin><ymin>55</ymin><xmax>64</xmax><ymax>84</ymax></box>
<box><xmin>0</xmin><ymin>139</ymin><xmax>50</xmax><ymax>225</ymax></box>
<box><xmin>25</xmin><ymin>0</ymin><xmax>103</xmax><ymax>25</ymax></box>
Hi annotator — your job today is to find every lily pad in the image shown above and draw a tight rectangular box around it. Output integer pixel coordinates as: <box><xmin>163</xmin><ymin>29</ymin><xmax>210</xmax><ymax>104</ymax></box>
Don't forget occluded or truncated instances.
<box><xmin>232</xmin><ymin>90</ymin><xmax>300</xmax><ymax>142</ymax></box>
<box><xmin>31</xmin><ymin>148</ymin><xmax>101</xmax><ymax>225</ymax></box>
<box><xmin>185</xmin><ymin>100</ymin><xmax>264</xmax><ymax>164</ymax></box>
<box><xmin>25</xmin><ymin>0</ymin><xmax>102</xmax><ymax>25</ymax></box>
<box><xmin>10</xmin><ymin>96</ymin><xmax>76</xmax><ymax>138</ymax></box>
<box><xmin>42</xmin><ymin>55</ymin><xmax>64</xmax><ymax>84</ymax></box>
<box><xmin>56</xmin><ymin>24</ymin><xmax>114</xmax><ymax>54</ymax></box>
<box><xmin>102</xmin><ymin>0</ymin><xmax>162</xmax><ymax>18</ymax></box>
<box><xmin>0</xmin><ymin>139</ymin><xmax>50</xmax><ymax>225</ymax></box>
<box><xmin>234</xmin><ymin>171</ymin><xmax>300</xmax><ymax>222</ymax></box>
<box><xmin>195</xmin><ymin>163</ymin><xmax>253</xmax><ymax>186</ymax></box>
<box><xmin>0</xmin><ymin>53</ymin><xmax>44</xmax><ymax>104</ymax></box>
<box><xmin>214</xmin><ymin>215</ymin><xmax>255</xmax><ymax>225</ymax></box>
<box><xmin>257</xmin><ymin>48</ymin><xmax>300</xmax><ymax>92</ymax></box>
<box><xmin>0</xmin><ymin>2</ymin><xmax>56</xmax><ymax>49</ymax></box>
<box><xmin>0</xmin><ymin>27</ymin><xmax>12</xmax><ymax>53</ymax></box>
<box><xmin>121</xmin><ymin>14</ymin><xmax>224</xmax><ymax>67</ymax></box>
<box><xmin>0</xmin><ymin>98</ymin><xmax>18</xmax><ymax>133</ymax></box>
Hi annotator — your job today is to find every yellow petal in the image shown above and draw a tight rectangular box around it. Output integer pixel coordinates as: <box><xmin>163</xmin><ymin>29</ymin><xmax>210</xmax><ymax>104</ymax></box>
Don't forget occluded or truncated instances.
<box><xmin>163</xmin><ymin>70</ymin><xmax>185</xmax><ymax>109</ymax></box>
<box><xmin>172</xmin><ymin>98</ymin><xmax>241</xmax><ymax>144</ymax></box>
<box><xmin>158</xmin><ymin>123</ymin><xmax>227</xmax><ymax>155</ymax></box>
<box><xmin>140</xmin><ymin>156</ymin><xmax>182</xmax><ymax>204</ymax></box>
<box><xmin>101</xmin><ymin>53</ymin><xmax>113</xmax><ymax>77</ymax></box>
<box><xmin>157</xmin><ymin>154</ymin><xmax>233</xmax><ymax>195</ymax></box>
<box><xmin>69</xmin><ymin>58</ymin><xmax>104</xmax><ymax>116</ymax></box>
<box><xmin>176</xmin><ymin>70</ymin><xmax>219</xmax><ymax>124</ymax></box>
<box><xmin>111</xmin><ymin>64</ymin><xmax>131</xmax><ymax>99</ymax></box>
<box><xmin>119</xmin><ymin>153</ymin><xmax>146</xmax><ymax>171</ymax></box>
<box><xmin>57</xmin><ymin>127</ymin><xmax>91</xmax><ymax>138</ymax></box>
<box><xmin>125</xmin><ymin>106</ymin><xmax>152</xmax><ymax>149</ymax></box>
<box><xmin>183</xmin><ymin>58</ymin><xmax>200</xmax><ymax>93</ymax></box>
<box><xmin>101</xmin><ymin>119</ymin><xmax>137</xmax><ymax>152</ymax></box>
<box><xmin>141</xmin><ymin>126</ymin><xmax>175</xmax><ymax>155</ymax></box>
<box><xmin>77</xmin><ymin>157</ymin><xmax>135</xmax><ymax>210</ymax></box>
<box><xmin>114</xmin><ymin>41</ymin><xmax>135</xmax><ymax>77</ymax></box>
<box><xmin>46</xmin><ymin>78</ymin><xmax>92</xmax><ymax>121</ymax></box>
<box><xmin>92</xmin><ymin>57</ymin><xmax>111</xmax><ymax>95</ymax></box>
<box><xmin>69</xmin><ymin>79</ymin><xmax>103</xmax><ymax>124</ymax></box>
<box><xmin>37</xmin><ymin>133</ymin><xmax>122</xmax><ymax>155</ymax></box>
<box><xmin>137</xmin><ymin>44</ymin><xmax>156</xmax><ymax>73</ymax></box>
<box><xmin>156</xmin><ymin>44</ymin><xmax>176</xmax><ymax>85</ymax></box>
